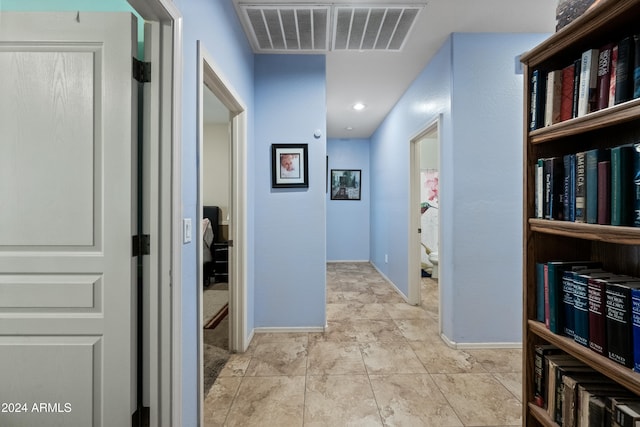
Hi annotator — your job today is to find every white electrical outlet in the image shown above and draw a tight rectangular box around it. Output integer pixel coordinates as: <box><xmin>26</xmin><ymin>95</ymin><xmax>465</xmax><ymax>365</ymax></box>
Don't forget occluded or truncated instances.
<box><xmin>384</xmin><ymin>254</ymin><xmax>388</xmax><ymax>263</ymax></box>
<box><xmin>183</xmin><ymin>218</ymin><xmax>192</xmax><ymax>244</ymax></box>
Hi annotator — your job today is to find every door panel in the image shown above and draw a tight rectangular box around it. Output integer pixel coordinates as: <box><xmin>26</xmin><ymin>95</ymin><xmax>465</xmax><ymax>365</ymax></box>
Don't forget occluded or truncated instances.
<box><xmin>0</xmin><ymin>12</ymin><xmax>137</xmax><ymax>427</ymax></box>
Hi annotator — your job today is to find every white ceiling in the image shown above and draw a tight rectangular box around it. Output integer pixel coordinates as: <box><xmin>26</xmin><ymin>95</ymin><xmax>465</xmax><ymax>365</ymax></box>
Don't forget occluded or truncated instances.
<box><xmin>214</xmin><ymin>0</ymin><xmax>558</xmax><ymax>138</ymax></box>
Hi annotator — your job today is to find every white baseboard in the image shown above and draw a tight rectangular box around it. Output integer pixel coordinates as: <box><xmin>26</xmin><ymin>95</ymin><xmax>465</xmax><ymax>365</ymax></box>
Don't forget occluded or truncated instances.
<box><xmin>327</xmin><ymin>260</ymin><xmax>370</xmax><ymax>263</ymax></box>
<box><xmin>370</xmin><ymin>262</ymin><xmax>411</xmax><ymax>304</ymax></box>
<box><xmin>440</xmin><ymin>333</ymin><xmax>522</xmax><ymax>350</ymax></box>
<box><xmin>253</xmin><ymin>326</ymin><xmax>325</xmax><ymax>334</ymax></box>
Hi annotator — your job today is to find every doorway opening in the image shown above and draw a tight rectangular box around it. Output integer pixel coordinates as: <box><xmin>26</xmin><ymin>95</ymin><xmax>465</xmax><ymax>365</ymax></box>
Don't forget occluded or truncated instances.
<box><xmin>409</xmin><ymin>116</ymin><xmax>441</xmax><ymax>325</ymax></box>
<box><xmin>196</xmin><ymin>40</ymin><xmax>249</xmax><ymax>423</ymax></box>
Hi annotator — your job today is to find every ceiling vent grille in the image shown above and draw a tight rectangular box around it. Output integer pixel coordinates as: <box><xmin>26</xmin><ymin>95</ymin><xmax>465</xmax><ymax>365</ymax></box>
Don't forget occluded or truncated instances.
<box><xmin>240</xmin><ymin>5</ymin><xmax>331</xmax><ymax>52</ymax></box>
<box><xmin>237</xmin><ymin>3</ymin><xmax>424</xmax><ymax>53</ymax></box>
<box><xmin>332</xmin><ymin>6</ymin><xmax>421</xmax><ymax>51</ymax></box>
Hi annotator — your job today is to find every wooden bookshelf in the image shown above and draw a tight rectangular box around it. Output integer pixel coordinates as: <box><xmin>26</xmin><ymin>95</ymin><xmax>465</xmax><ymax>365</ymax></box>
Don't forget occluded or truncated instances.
<box><xmin>521</xmin><ymin>0</ymin><xmax>640</xmax><ymax>425</ymax></box>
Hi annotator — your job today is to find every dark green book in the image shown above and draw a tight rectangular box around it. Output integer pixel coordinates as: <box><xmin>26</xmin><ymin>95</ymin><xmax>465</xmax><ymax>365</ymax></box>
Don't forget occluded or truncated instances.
<box><xmin>633</xmin><ymin>143</ymin><xmax>640</xmax><ymax>227</ymax></box>
<box><xmin>611</xmin><ymin>144</ymin><xmax>634</xmax><ymax>226</ymax></box>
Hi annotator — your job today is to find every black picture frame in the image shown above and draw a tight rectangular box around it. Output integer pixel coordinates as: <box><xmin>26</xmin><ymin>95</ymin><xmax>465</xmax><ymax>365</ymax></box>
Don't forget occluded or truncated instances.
<box><xmin>330</xmin><ymin>169</ymin><xmax>361</xmax><ymax>200</ymax></box>
<box><xmin>271</xmin><ymin>144</ymin><xmax>309</xmax><ymax>188</ymax></box>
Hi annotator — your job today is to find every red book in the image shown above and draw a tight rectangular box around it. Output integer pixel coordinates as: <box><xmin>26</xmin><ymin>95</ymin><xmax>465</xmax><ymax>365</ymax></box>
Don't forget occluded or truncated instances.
<box><xmin>597</xmin><ymin>160</ymin><xmax>611</xmax><ymax>225</ymax></box>
<box><xmin>588</xmin><ymin>277</ymin><xmax>608</xmax><ymax>355</ymax></box>
<box><xmin>560</xmin><ymin>63</ymin><xmax>575</xmax><ymax>121</ymax></box>
<box><xmin>596</xmin><ymin>43</ymin><xmax>614</xmax><ymax>111</ymax></box>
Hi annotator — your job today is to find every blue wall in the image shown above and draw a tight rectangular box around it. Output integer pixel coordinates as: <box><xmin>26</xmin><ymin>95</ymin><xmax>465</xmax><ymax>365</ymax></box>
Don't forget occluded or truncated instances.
<box><xmin>253</xmin><ymin>54</ymin><xmax>327</xmax><ymax>328</ymax></box>
<box><xmin>371</xmin><ymin>33</ymin><xmax>549</xmax><ymax>345</ymax></box>
<box><xmin>327</xmin><ymin>138</ymin><xmax>370</xmax><ymax>261</ymax></box>
<box><xmin>172</xmin><ymin>0</ymin><xmax>255</xmax><ymax>425</ymax></box>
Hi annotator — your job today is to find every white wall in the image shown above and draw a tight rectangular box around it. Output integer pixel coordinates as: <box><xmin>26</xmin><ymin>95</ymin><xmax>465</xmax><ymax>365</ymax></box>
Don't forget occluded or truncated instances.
<box><xmin>203</xmin><ymin>123</ymin><xmax>229</xmax><ymax>222</ymax></box>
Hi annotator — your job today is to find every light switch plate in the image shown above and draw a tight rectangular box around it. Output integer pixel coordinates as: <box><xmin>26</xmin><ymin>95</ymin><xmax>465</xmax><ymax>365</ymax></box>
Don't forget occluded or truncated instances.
<box><xmin>183</xmin><ymin>218</ymin><xmax>192</xmax><ymax>244</ymax></box>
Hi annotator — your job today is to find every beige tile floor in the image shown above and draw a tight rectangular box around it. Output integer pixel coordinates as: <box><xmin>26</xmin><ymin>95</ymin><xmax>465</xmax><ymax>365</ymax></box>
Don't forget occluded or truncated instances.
<box><xmin>204</xmin><ymin>262</ymin><xmax>523</xmax><ymax>426</ymax></box>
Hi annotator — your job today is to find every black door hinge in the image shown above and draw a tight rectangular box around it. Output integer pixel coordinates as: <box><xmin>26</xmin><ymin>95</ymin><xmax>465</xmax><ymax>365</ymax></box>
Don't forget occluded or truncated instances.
<box><xmin>132</xmin><ymin>234</ymin><xmax>150</xmax><ymax>257</ymax></box>
<box><xmin>133</xmin><ymin>57</ymin><xmax>151</xmax><ymax>83</ymax></box>
<box><xmin>132</xmin><ymin>406</ymin><xmax>150</xmax><ymax>427</ymax></box>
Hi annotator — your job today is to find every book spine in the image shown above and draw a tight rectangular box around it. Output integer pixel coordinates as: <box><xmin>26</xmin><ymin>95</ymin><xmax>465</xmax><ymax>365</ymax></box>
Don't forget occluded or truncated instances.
<box><xmin>563</xmin><ymin>271</ymin><xmax>576</xmax><ymax>338</ymax></box>
<box><xmin>606</xmin><ymin>283</ymin><xmax>633</xmax><ymax>367</ymax></box>
<box><xmin>564</xmin><ymin>154</ymin><xmax>572</xmax><ymax>221</ymax></box>
<box><xmin>536</xmin><ymin>159</ymin><xmax>542</xmax><ymax>218</ymax></box>
<box><xmin>530</xmin><ymin>69</ymin><xmax>546</xmax><ymax>130</ymax></box>
<box><xmin>586</xmin><ymin>149</ymin><xmax>600</xmax><ymax>223</ymax></box>
<box><xmin>574</xmin><ymin>276</ymin><xmax>590</xmax><ymax>347</ymax></box>
<box><xmin>598</xmin><ymin>160</ymin><xmax>611</xmax><ymax>225</ymax></box>
<box><xmin>588</xmin><ymin>279</ymin><xmax>607</xmax><ymax>355</ymax></box>
<box><xmin>534</xmin><ymin>345</ymin><xmax>560</xmax><ymax>407</ymax></box>
<box><xmin>576</xmin><ymin>152</ymin><xmax>587</xmax><ymax>222</ymax></box>
<box><xmin>634</xmin><ymin>143</ymin><xmax>640</xmax><ymax>227</ymax></box>
<box><xmin>561</xmin><ymin>64</ymin><xmax>575</xmax><ymax>121</ymax></box>
<box><xmin>596</xmin><ymin>44</ymin><xmax>613</xmax><ymax>111</ymax></box>
<box><xmin>537</xmin><ymin>262</ymin><xmax>546</xmax><ymax>323</ymax></box>
<box><xmin>545</xmin><ymin>264</ymin><xmax>551</xmax><ymax>329</ymax></box>
<box><xmin>632</xmin><ymin>289</ymin><xmax>640</xmax><ymax>373</ymax></box>
<box><xmin>570</xmin><ymin>154</ymin><xmax>576</xmax><ymax>222</ymax></box>
<box><xmin>615</xmin><ymin>36</ymin><xmax>633</xmax><ymax>104</ymax></box>
<box><xmin>578</xmin><ymin>49</ymin><xmax>599</xmax><ymax>116</ymax></box>
<box><xmin>545</xmin><ymin>70</ymin><xmax>562</xmax><ymax>126</ymax></box>
<box><xmin>611</xmin><ymin>145</ymin><xmax>633</xmax><ymax>226</ymax></box>
<box><xmin>634</xmin><ymin>34</ymin><xmax>640</xmax><ymax>99</ymax></box>
<box><xmin>609</xmin><ymin>45</ymin><xmax>619</xmax><ymax>108</ymax></box>
<box><xmin>572</xmin><ymin>58</ymin><xmax>582</xmax><ymax>118</ymax></box>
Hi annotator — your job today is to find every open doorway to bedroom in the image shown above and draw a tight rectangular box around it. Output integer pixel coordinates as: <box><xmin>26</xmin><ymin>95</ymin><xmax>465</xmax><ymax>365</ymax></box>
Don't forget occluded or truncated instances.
<box><xmin>409</xmin><ymin>116</ymin><xmax>441</xmax><ymax>323</ymax></box>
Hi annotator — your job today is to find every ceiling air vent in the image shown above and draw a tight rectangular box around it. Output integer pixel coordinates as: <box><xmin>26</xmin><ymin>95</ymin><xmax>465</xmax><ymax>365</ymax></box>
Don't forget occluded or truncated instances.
<box><xmin>239</xmin><ymin>4</ymin><xmax>332</xmax><ymax>53</ymax></box>
<box><xmin>332</xmin><ymin>6</ymin><xmax>422</xmax><ymax>51</ymax></box>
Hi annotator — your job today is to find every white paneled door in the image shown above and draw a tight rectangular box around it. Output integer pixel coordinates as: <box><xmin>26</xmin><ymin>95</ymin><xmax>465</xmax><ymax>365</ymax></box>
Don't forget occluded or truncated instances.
<box><xmin>0</xmin><ymin>12</ymin><xmax>138</xmax><ymax>426</ymax></box>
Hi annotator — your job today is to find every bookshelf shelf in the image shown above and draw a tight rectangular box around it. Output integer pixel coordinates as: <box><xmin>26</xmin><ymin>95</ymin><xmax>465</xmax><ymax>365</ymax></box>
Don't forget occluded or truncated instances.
<box><xmin>529</xmin><ymin>219</ymin><xmax>640</xmax><ymax>245</ymax></box>
<box><xmin>528</xmin><ymin>402</ymin><xmax>560</xmax><ymax>427</ymax></box>
<box><xmin>529</xmin><ymin>320</ymin><xmax>640</xmax><ymax>395</ymax></box>
<box><xmin>529</xmin><ymin>98</ymin><xmax>640</xmax><ymax>144</ymax></box>
<box><xmin>522</xmin><ymin>1</ymin><xmax>640</xmax><ymax>425</ymax></box>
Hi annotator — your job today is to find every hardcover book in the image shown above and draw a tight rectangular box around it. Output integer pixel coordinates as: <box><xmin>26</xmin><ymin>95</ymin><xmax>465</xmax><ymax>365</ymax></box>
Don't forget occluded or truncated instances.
<box><xmin>536</xmin><ymin>262</ymin><xmax>546</xmax><ymax>323</ymax></box>
<box><xmin>564</xmin><ymin>154</ymin><xmax>577</xmax><ymax>222</ymax></box>
<box><xmin>536</xmin><ymin>158</ymin><xmax>545</xmax><ymax>219</ymax></box>
<box><xmin>573</xmin><ymin>58</ymin><xmax>582</xmax><ymax>118</ymax></box>
<box><xmin>574</xmin><ymin>271</ymin><xmax>609</xmax><ymax>347</ymax></box>
<box><xmin>634</xmin><ymin>34</ymin><xmax>640</xmax><ymax>99</ymax></box>
<box><xmin>545</xmin><ymin>70</ymin><xmax>563</xmax><ymax>126</ymax></box>
<box><xmin>596</xmin><ymin>43</ymin><xmax>614</xmax><ymax>111</ymax></box>
<box><xmin>632</xmin><ymin>287</ymin><xmax>640</xmax><ymax>373</ymax></box>
<box><xmin>559</xmin><ymin>263</ymin><xmax>603</xmax><ymax>337</ymax></box>
<box><xmin>586</xmin><ymin>148</ymin><xmax>610</xmax><ymax>224</ymax></box>
<box><xmin>561</xmin><ymin>371</ymin><xmax>609</xmax><ymax>427</ymax></box>
<box><xmin>575</xmin><ymin>151</ymin><xmax>587</xmax><ymax>222</ymax></box>
<box><xmin>611</xmin><ymin>144</ymin><xmax>634</xmax><ymax>226</ymax></box>
<box><xmin>615</xmin><ymin>401</ymin><xmax>640</xmax><ymax>427</ymax></box>
<box><xmin>530</xmin><ymin>69</ymin><xmax>546</xmax><ymax>130</ymax></box>
<box><xmin>606</xmin><ymin>281</ymin><xmax>640</xmax><ymax>367</ymax></box>
<box><xmin>534</xmin><ymin>344</ymin><xmax>562</xmax><ymax>407</ymax></box>
<box><xmin>546</xmin><ymin>355</ymin><xmax>588</xmax><ymax>418</ymax></box>
<box><xmin>554</xmin><ymin>365</ymin><xmax>599</xmax><ymax>425</ymax></box>
<box><xmin>633</xmin><ymin>143</ymin><xmax>640</xmax><ymax>227</ymax></box>
<box><xmin>561</xmin><ymin>63</ymin><xmax>576</xmax><ymax>121</ymax></box>
<box><xmin>609</xmin><ymin>44</ymin><xmax>619</xmax><ymax>108</ymax></box>
<box><xmin>614</xmin><ymin>36</ymin><xmax>634</xmax><ymax>105</ymax></box>
<box><xmin>589</xmin><ymin>275</ymin><xmax>634</xmax><ymax>356</ymax></box>
<box><xmin>598</xmin><ymin>160</ymin><xmax>612</xmax><ymax>225</ymax></box>
<box><xmin>544</xmin><ymin>157</ymin><xmax>564</xmax><ymax>220</ymax></box>
<box><xmin>578</xmin><ymin>48</ymin><xmax>600</xmax><ymax>116</ymax></box>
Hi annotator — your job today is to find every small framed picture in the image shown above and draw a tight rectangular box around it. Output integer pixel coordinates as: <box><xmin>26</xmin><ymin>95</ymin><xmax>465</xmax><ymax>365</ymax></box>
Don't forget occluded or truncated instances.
<box><xmin>330</xmin><ymin>169</ymin><xmax>361</xmax><ymax>200</ymax></box>
<box><xmin>271</xmin><ymin>144</ymin><xmax>309</xmax><ymax>188</ymax></box>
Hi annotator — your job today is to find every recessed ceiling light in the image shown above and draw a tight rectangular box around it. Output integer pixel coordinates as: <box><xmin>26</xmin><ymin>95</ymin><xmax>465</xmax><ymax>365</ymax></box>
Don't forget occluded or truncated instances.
<box><xmin>352</xmin><ymin>103</ymin><xmax>366</xmax><ymax>111</ymax></box>
<box><xmin>345</xmin><ymin>126</ymin><xmax>354</xmax><ymax>131</ymax></box>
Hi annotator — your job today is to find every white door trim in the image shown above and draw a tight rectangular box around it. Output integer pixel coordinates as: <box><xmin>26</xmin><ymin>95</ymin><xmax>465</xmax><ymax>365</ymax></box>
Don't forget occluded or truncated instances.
<box><xmin>196</xmin><ymin>39</ymin><xmax>249</xmax><ymax>423</ymax></box>
<box><xmin>127</xmin><ymin>1</ymin><xmax>182</xmax><ymax>426</ymax></box>
<box><xmin>408</xmin><ymin>116</ymin><xmax>442</xmax><ymax>315</ymax></box>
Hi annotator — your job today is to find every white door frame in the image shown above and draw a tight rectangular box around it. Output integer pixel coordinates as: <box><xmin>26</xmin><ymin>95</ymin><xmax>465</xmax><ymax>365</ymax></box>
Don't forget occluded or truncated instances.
<box><xmin>196</xmin><ymin>40</ymin><xmax>248</xmax><ymax>422</ymax></box>
<box><xmin>126</xmin><ymin>1</ymin><xmax>182</xmax><ymax>426</ymax></box>
<box><xmin>408</xmin><ymin>116</ymin><xmax>441</xmax><ymax>318</ymax></box>
<box><xmin>197</xmin><ymin>41</ymin><xmax>248</xmax><ymax>353</ymax></box>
